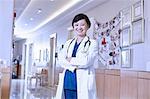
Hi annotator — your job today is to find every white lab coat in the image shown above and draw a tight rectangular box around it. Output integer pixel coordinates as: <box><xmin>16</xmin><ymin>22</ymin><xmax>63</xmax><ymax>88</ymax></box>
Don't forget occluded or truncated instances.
<box><xmin>56</xmin><ymin>36</ymin><xmax>98</xmax><ymax>99</ymax></box>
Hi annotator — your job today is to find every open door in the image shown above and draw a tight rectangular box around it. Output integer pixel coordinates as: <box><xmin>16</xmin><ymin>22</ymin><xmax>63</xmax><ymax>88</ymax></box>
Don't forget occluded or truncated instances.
<box><xmin>48</xmin><ymin>33</ymin><xmax>57</xmax><ymax>87</ymax></box>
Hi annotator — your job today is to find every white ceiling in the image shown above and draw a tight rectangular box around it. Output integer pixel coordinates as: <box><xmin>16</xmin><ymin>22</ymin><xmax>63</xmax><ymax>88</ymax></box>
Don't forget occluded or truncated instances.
<box><xmin>14</xmin><ymin>0</ymin><xmax>109</xmax><ymax>40</ymax></box>
<box><xmin>14</xmin><ymin>0</ymin><xmax>31</xmax><ymax>20</ymax></box>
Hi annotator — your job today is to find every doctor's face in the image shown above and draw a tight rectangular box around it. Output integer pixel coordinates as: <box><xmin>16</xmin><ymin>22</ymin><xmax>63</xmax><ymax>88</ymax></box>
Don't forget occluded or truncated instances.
<box><xmin>73</xmin><ymin>19</ymin><xmax>89</xmax><ymax>37</ymax></box>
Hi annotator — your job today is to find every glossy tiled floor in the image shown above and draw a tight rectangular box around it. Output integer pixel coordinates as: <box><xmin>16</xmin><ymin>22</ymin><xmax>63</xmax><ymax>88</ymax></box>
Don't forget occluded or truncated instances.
<box><xmin>10</xmin><ymin>79</ymin><xmax>56</xmax><ymax>99</ymax></box>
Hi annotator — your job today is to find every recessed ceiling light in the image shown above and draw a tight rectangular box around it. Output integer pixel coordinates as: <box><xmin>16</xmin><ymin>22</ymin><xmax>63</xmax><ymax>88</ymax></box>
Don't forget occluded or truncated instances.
<box><xmin>30</xmin><ymin>18</ymin><xmax>34</xmax><ymax>21</ymax></box>
<box><xmin>37</xmin><ymin>9</ymin><xmax>42</xmax><ymax>14</ymax></box>
<box><xmin>50</xmin><ymin>0</ymin><xmax>54</xmax><ymax>1</ymax></box>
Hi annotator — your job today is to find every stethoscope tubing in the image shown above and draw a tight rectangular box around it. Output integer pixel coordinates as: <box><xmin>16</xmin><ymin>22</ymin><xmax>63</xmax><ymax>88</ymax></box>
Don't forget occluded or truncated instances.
<box><xmin>67</xmin><ymin>37</ymin><xmax>91</xmax><ymax>54</ymax></box>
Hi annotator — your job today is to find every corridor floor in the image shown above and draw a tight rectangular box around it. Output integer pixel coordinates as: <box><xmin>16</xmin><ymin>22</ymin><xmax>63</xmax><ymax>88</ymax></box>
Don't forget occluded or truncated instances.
<box><xmin>10</xmin><ymin>79</ymin><xmax>56</xmax><ymax>99</ymax></box>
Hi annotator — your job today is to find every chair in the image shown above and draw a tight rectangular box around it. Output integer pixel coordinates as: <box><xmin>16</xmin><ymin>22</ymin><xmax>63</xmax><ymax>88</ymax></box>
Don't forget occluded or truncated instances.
<box><xmin>27</xmin><ymin>73</ymin><xmax>42</xmax><ymax>87</ymax></box>
<box><xmin>41</xmin><ymin>69</ymin><xmax>48</xmax><ymax>86</ymax></box>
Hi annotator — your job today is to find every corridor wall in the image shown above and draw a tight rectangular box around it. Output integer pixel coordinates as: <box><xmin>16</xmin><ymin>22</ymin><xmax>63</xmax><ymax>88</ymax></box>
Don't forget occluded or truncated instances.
<box><xmin>0</xmin><ymin>0</ymin><xmax>14</xmax><ymax>66</ymax></box>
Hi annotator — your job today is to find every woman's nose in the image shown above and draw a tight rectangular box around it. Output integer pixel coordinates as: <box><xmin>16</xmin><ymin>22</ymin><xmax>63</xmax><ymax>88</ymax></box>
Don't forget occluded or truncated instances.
<box><xmin>78</xmin><ymin>26</ymin><xmax>82</xmax><ymax>30</ymax></box>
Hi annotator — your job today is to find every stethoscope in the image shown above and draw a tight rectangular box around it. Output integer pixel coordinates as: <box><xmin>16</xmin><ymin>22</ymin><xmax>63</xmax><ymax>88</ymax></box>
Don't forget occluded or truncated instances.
<box><xmin>67</xmin><ymin>36</ymin><xmax>91</xmax><ymax>54</ymax></box>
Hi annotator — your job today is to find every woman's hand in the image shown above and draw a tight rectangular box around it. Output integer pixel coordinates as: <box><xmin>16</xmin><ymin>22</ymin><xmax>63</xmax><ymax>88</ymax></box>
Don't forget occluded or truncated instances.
<box><xmin>66</xmin><ymin>57</ymin><xmax>78</xmax><ymax>70</ymax></box>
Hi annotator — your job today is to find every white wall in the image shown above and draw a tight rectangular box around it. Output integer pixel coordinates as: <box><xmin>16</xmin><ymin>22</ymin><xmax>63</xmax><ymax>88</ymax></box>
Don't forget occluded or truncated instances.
<box><xmin>86</xmin><ymin>0</ymin><xmax>150</xmax><ymax>71</ymax></box>
<box><xmin>142</xmin><ymin>0</ymin><xmax>150</xmax><ymax>71</ymax></box>
<box><xmin>0</xmin><ymin>0</ymin><xmax>14</xmax><ymax>66</ymax></box>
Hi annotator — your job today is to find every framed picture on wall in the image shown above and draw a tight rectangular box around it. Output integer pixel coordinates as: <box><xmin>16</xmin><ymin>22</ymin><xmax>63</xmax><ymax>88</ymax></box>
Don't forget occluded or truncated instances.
<box><xmin>121</xmin><ymin>49</ymin><xmax>132</xmax><ymax>68</ymax></box>
<box><xmin>121</xmin><ymin>7</ymin><xmax>131</xmax><ymax>28</ymax></box>
<box><xmin>131</xmin><ymin>19</ymin><xmax>144</xmax><ymax>44</ymax></box>
<box><xmin>132</xmin><ymin>0</ymin><xmax>144</xmax><ymax>21</ymax></box>
<box><xmin>121</xmin><ymin>26</ymin><xmax>131</xmax><ymax>47</ymax></box>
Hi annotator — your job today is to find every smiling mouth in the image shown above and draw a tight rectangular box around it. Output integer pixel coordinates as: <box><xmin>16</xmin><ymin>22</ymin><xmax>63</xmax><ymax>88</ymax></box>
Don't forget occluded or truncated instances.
<box><xmin>77</xmin><ymin>29</ymin><xmax>83</xmax><ymax>32</ymax></box>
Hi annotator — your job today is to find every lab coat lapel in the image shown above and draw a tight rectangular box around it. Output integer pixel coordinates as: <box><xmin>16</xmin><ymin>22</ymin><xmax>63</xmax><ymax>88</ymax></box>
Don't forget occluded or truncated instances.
<box><xmin>77</xmin><ymin>36</ymin><xmax>89</xmax><ymax>53</ymax></box>
<box><xmin>67</xmin><ymin>36</ymin><xmax>88</xmax><ymax>57</ymax></box>
<box><xmin>67</xmin><ymin>38</ymin><xmax>76</xmax><ymax>57</ymax></box>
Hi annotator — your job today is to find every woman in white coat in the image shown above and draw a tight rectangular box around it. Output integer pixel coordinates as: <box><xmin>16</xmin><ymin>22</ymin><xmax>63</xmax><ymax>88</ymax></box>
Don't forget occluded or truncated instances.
<box><xmin>56</xmin><ymin>13</ymin><xmax>98</xmax><ymax>99</ymax></box>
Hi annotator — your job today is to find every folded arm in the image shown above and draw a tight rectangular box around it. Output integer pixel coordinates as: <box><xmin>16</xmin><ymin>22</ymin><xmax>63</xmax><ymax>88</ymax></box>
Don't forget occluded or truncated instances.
<box><xmin>70</xmin><ymin>40</ymin><xmax>98</xmax><ymax>69</ymax></box>
<box><xmin>58</xmin><ymin>40</ymin><xmax>76</xmax><ymax>72</ymax></box>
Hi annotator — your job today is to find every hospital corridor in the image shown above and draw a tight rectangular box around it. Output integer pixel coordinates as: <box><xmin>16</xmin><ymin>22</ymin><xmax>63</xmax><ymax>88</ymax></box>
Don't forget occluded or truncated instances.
<box><xmin>1</xmin><ymin>0</ymin><xmax>150</xmax><ymax>99</ymax></box>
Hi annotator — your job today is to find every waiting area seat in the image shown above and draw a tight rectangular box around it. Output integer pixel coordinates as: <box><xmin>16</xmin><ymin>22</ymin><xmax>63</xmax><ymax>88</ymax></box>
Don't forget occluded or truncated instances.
<box><xmin>27</xmin><ymin>73</ymin><xmax>42</xmax><ymax>87</ymax></box>
<box><xmin>27</xmin><ymin>68</ymin><xmax>48</xmax><ymax>87</ymax></box>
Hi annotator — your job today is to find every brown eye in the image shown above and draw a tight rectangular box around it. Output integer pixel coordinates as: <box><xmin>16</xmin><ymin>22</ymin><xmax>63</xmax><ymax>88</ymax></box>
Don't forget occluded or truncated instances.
<box><xmin>81</xmin><ymin>24</ymin><xmax>85</xmax><ymax>26</ymax></box>
<box><xmin>74</xmin><ymin>24</ymin><xmax>78</xmax><ymax>27</ymax></box>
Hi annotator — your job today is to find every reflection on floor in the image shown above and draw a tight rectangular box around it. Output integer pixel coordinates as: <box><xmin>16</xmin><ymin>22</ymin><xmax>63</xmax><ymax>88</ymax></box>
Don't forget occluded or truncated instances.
<box><xmin>10</xmin><ymin>79</ymin><xmax>56</xmax><ymax>99</ymax></box>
